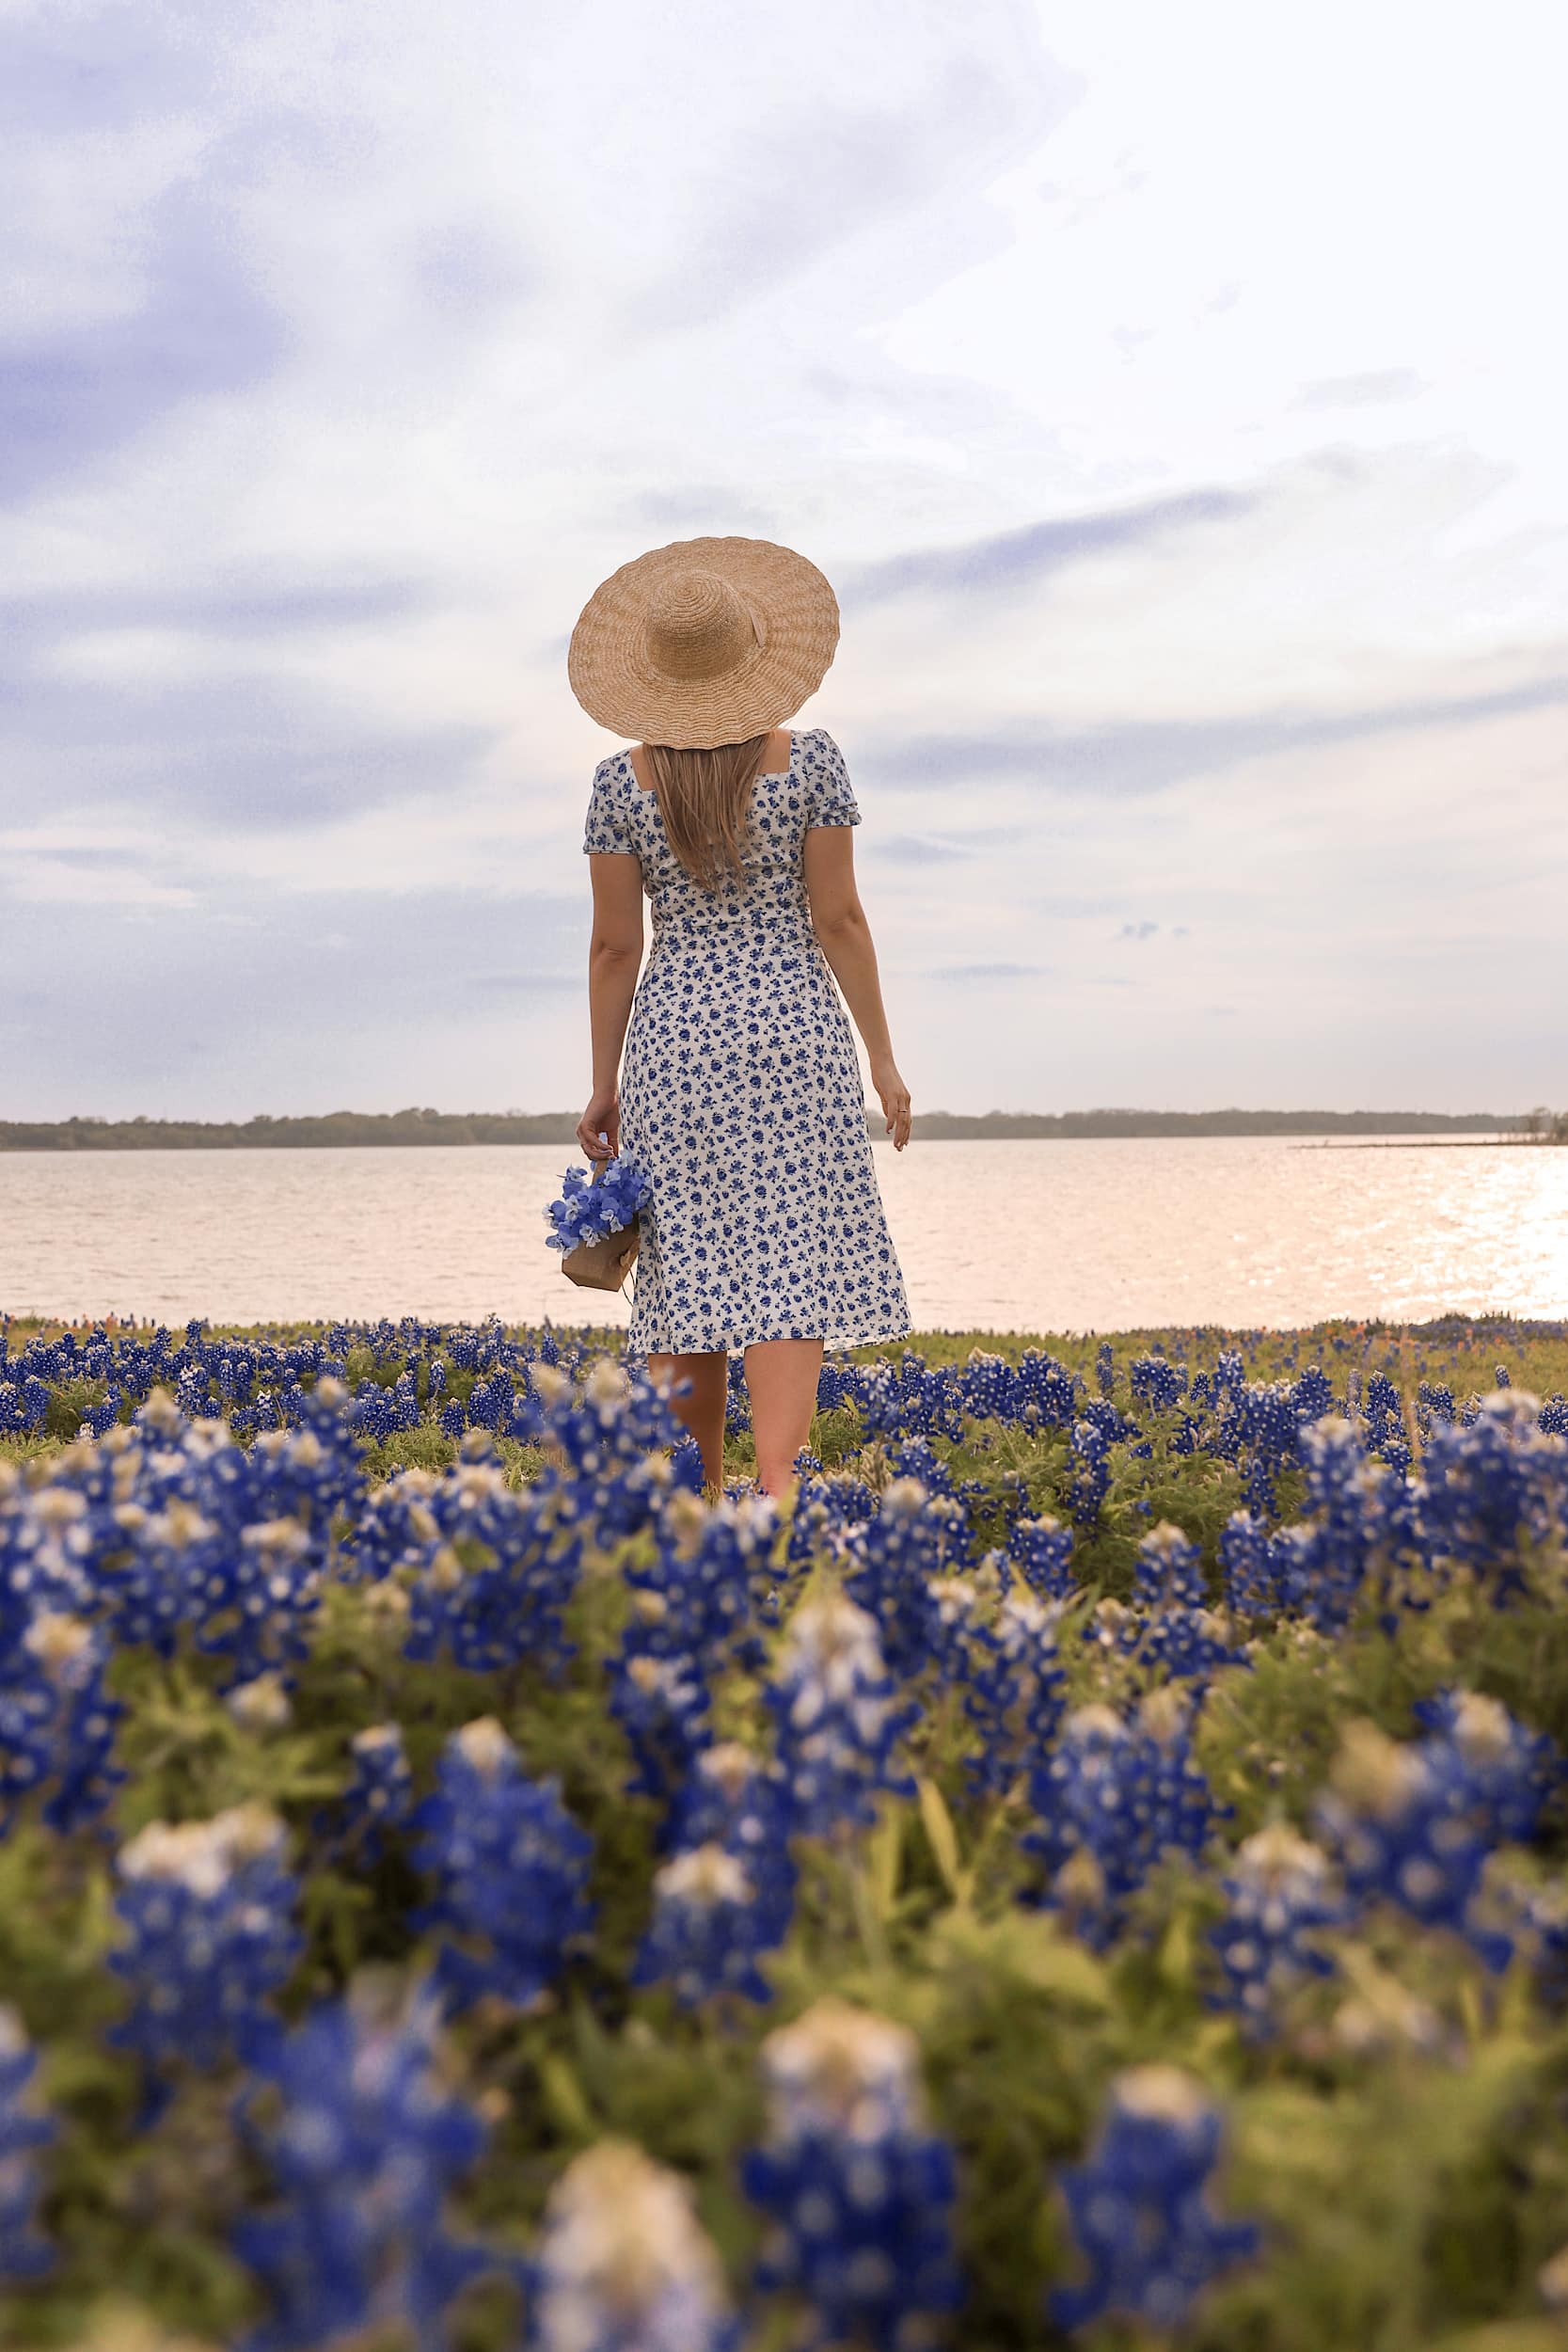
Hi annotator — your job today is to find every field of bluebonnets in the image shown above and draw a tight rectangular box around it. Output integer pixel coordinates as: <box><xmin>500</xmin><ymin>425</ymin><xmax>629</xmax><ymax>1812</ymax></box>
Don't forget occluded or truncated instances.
<box><xmin>2</xmin><ymin>1306</ymin><xmax>1568</xmax><ymax>2352</ymax></box>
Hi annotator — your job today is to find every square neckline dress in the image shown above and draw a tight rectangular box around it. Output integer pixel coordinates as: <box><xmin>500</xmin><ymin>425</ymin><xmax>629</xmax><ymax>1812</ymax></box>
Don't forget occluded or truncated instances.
<box><xmin>582</xmin><ymin>724</ymin><xmax>912</xmax><ymax>1355</ymax></box>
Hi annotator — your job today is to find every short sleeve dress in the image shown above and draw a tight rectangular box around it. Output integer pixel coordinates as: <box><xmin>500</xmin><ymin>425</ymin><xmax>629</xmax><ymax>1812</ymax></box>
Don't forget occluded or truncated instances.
<box><xmin>582</xmin><ymin>724</ymin><xmax>911</xmax><ymax>1355</ymax></box>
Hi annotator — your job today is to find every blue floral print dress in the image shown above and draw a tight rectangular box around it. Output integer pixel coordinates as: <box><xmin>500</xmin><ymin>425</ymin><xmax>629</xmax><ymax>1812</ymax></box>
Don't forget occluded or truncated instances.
<box><xmin>582</xmin><ymin>725</ymin><xmax>911</xmax><ymax>1355</ymax></box>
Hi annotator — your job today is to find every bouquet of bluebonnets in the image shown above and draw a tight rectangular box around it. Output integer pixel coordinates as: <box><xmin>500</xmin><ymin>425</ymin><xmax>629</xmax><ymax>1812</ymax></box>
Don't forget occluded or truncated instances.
<box><xmin>545</xmin><ymin>1154</ymin><xmax>652</xmax><ymax>1290</ymax></box>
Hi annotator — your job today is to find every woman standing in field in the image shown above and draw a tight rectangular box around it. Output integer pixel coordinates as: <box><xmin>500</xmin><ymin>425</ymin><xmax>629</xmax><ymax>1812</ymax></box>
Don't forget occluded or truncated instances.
<box><xmin>568</xmin><ymin>535</ymin><xmax>911</xmax><ymax>1498</ymax></box>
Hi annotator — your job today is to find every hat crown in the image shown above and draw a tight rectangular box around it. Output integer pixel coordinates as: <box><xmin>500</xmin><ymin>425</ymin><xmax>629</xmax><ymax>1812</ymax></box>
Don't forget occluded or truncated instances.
<box><xmin>643</xmin><ymin>567</ymin><xmax>760</xmax><ymax>683</ymax></box>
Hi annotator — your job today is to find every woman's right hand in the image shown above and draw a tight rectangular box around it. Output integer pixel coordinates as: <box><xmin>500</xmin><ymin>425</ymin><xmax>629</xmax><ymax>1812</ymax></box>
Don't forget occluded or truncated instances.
<box><xmin>869</xmin><ymin>1055</ymin><xmax>912</xmax><ymax>1151</ymax></box>
<box><xmin>576</xmin><ymin>1091</ymin><xmax>619</xmax><ymax>1160</ymax></box>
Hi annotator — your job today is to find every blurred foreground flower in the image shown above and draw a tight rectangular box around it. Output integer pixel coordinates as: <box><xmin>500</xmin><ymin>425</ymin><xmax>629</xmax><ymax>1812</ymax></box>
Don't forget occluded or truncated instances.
<box><xmin>0</xmin><ymin>2005</ymin><xmax>55</xmax><ymax>2280</ymax></box>
<box><xmin>1052</xmin><ymin>2066</ymin><xmax>1259</xmax><ymax>2332</ymax></box>
<box><xmin>109</xmin><ymin>1805</ymin><xmax>302</xmax><ymax>2074</ymax></box>
<box><xmin>525</xmin><ymin>2137</ymin><xmax>737</xmax><ymax>2352</ymax></box>
<box><xmin>743</xmin><ymin>1997</ymin><xmax>960</xmax><ymax>2351</ymax></box>
<box><xmin>232</xmin><ymin>1982</ymin><xmax>497</xmax><ymax>2352</ymax></box>
<box><xmin>412</xmin><ymin>1718</ymin><xmax>594</xmax><ymax>2013</ymax></box>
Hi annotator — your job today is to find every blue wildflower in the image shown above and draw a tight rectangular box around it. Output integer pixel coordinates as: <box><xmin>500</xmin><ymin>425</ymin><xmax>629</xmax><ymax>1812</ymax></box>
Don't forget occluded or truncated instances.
<box><xmin>525</xmin><ymin>2139</ymin><xmax>738</xmax><ymax>2352</ymax></box>
<box><xmin>964</xmin><ymin>1591</ymin><xmax>1067</xmax><ymax>1796</ymax></box>
<box><xmin>232</xmin><ymin>1982</ymin><xmax>497</xmax><ymax>2352</ymax></box>
<box><xmin>742</xmin><ymin>1999</ymin><xmax>960</xmax><ymax>2352</ymax></box>
<box><xmin>842</xmin><ymin>1477</ymin><xmax>971</xmax><ymax>1684</ymax></box>
<box><xmin>1210</xmin><ymin>1822</ymin><xmax>1342</xmax><ymax>2038</ymax></box>
<box><xmin>411</xmin><ymin>1718</ymin><xmax>594</xmax><ymax>2013</ymax></box>
<box><xmin>766</xmin><ymin>1590</ymin><xmax>917</xmax><ymax>1838</ymax></box>
<box><xmin>1052</xmin><ymin>2066</ymin><xmax>1259</xmax><ymax>2332</ymax></box>
<box><xmin>632</xmin><ymin>1841</ymin><xmax>783</xmax><ymax>2008</ymax></box>
<box><xmin>1027</xmin><ymin>1692</ymin><xmax>1221</xmax><ymax>1948</ymax></box>
<box><xmin>0</xmin><ymin>2007</ymin><xmax>55</xmax><ymax>2280</ymax></box>
<box><xmin>1008</xmin><ymin>1513</ymin><xmax>1076</xmax><ymax>1600</ymax></box>
<box><xmin>542</xmin><ymin>1156</ymin><xmax>652</xmax><ymax>1253</ymax></box>
<box><xmin>109</xmin><ymin>1805</ymin><xmax>303</xmax><ymax>2073</ymax></box>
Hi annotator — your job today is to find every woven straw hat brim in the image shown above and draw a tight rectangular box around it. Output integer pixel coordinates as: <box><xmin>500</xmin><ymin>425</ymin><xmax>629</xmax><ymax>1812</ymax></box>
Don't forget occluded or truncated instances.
<box><xmin>567</xmin><ymin>535</ymin><xmax>840</xmax><ymax>751</ymax></box>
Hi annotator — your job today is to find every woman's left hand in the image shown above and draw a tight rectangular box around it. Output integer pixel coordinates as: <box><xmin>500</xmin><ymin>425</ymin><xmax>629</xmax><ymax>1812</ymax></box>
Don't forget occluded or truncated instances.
<box><xmin>868</xmin><ymin>1055</ymin><xmax>912</xmax><ymax>1151</ymax></box>
<box><xmin>576</xmin><ymin>1092</ymin><xmax>619</xmax><ymax>1161</ymax></box>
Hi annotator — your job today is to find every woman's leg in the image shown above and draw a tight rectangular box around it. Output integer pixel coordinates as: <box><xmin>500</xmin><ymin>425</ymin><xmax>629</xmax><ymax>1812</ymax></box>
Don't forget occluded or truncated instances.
<box><xmin>744</xmin><ymin>1337</ymin><xmax>825</xmax><ymax>1500</ymax></box>
<box><xmin>646</xmin><ymin>1349</ymin><xmax>728</xmax><ymax>1490</ymax></box>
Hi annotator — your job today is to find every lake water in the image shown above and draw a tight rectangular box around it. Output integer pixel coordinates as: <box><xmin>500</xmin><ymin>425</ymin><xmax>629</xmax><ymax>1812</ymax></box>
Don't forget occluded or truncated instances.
<box><xmin>4</xmin><ymin>1137</ymin><xmax>1566</xmax><ymax>1336</ymax></box>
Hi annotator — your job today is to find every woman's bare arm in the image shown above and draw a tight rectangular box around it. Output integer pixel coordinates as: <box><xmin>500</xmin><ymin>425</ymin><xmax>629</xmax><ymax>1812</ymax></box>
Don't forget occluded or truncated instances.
<box><xmin>577</xmin><ymin>852</ymin><xmax>644</xmax><ymax>1159</ymax></box>
<box><xmin>802</xmin><ymin>826</ymin><xmax>911</xmax><ymax>1150</ymax></box>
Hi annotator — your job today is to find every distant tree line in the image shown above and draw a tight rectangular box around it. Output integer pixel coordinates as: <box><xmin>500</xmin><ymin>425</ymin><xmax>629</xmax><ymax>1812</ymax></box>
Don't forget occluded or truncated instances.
<box><xmin>0</xmin><ymin>1105</ymin><xmax>1546</xmax><ymax>1151</ymax></box>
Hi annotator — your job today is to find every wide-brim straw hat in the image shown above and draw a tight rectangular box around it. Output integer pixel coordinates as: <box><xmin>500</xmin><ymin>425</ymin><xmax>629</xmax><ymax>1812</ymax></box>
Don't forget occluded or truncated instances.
<box><xmin>567</xmin><ymin>535</ymin><xmax>840</xmax><ymax>750</ymax></box>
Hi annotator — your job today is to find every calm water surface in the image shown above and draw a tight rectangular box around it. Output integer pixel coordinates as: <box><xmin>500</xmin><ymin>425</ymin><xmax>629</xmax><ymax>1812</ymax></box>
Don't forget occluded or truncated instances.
<box><xmin>3</xmin><ymin>1139</ymin><xmax>1565</xmax><ymax>1334</ymax></box>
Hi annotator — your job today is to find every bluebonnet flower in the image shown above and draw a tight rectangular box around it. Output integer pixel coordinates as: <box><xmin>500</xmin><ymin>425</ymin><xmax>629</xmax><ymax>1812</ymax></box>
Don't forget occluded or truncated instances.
<box><xmin>232</xmin><ymin>1982</ymin><xmax>496</xmax><ymax>2352</ymax></box>
<box><xmin>1121</xmin><ymin>1522</ymin><xmax>1247</xmax><ymax>1685</ymax></box>
<box><xmin>742</xmin><ymin>1999</ymin><xmax>960</xmax><ymax>2352</ymax></box>
<box><xmin>1095</xmin><ymin>1340</ymin><xmax>1116</xmax><ymax>1399</ymax></box>
<box><xmin>1069</xmin><ymin>1413</ymin><xmax>1115</xmax><ymax>1526</ymax></box>
<box><xmin>325</xmin><ymin>1724</ymin><xmax>416</xmax><ymax>1862</ymax></box>
<box><xmin>1008</xmin><ymin>1513</ymin><xmax>1076</xmax><ymax>1600</ymax></box>
<box><xmin>1314</xmin><ymin>1720</ymin><xmax>1488</xmax><ymax>1941</ymax></box>
<box><xmin>543</xmin><ymin>1156</ymin><xmax>652</xmax><ymax>1252</ymax></box>
<box><xmin>519</xmin><ymin>1360</ymin><xmax>690</xmax><ymax>1545</ymax></box>
<box><xmin>765</xmin><ymin>1591</ymin><xmax>917</xmax><ymax>1838</ymax></box>
<box><xmin>632</xmin><ymin>1841</ymin><xmax>784</xmax><ymax>2008</ymax></box>
<box><xmin>668</xmin><ymin>1741</ymin><xmax>798</xmax><ymax>1947</ymax></box>
<box><xmin>1027</xmin><ymin>1692</ymin><xmax>1221</xmax><ymax>1948</ymax></box>
<box><xmin>1133</xmin><ymin>1520</ymin><xmax>1207</xmax><ymax>1609</ymax></box>
<box><xmin>383</xmin><ymin>1460</ymin><xmax>584</xmax><ymax>1675</ymax></box>
<box><xmin>963</xmin><ymin>1591</ymin><xmax>1067</xmax><ymax>1796</ymax></box>
<box><xmin>109</xmin><ymin>1805</ymin><xmax>303</xmax><ymax>2073</ymax></box>
<box><xmin>525</xmin><ymin>2139</ymin><xmax>738</xmax><ymax>2352</ymax></box>
<box><xmin>842</xmin><ymin>1477</ymin><xmax>971</xmax><ymax>1683</ymax></box>
<box><xmin>1210</xmin><ymin>1822</ymin><xmax>1343</xmax><ymax>2038</ymax></box>
<box><xmin>1416</xmin><ymin>1391</ymin><xmax>1568</xmax><ymax>1599</ymax></box>
<box><xmin>411</xmin><ymin>1718</ymin><xmax>594</xmax><ymax>2013</ymax></box>
<box><xmin>0</xmin><ymin>1606</ymin><xmax>122</xmax><ymax>1837</ymax></box>
<box><xmin>1130</xmin><ymin>1355</ymin><xmax>1186</xmax><ymax>1414</ymax></box>
<box><xmin>1415</xmin><ymin>1688</ymin><xmax>1561</xmax><ymax>1844</ymax></box>
<box><xmin>610</xmin><ymin>1648</ymin><xmax>715</xmax><ymax>1810</ymax></box>
<box><xmin>609</xmin><ymin>1486</ymin><xmax>776</xmax><ymax>1812</ymax></box>
<box><xmin>784</xmin><ymin>1471</ymin><xmax>878</xmax><ymax>1581</ymax></box>
<box><xmin>0</xmin><ymin>2006</ymin><xmax>55</xmax><ymax>2280</ymax></box>
<box><xmin>626</xmin><ymin>1488</ymin><xmax>779</xmax><ymax>1683</ymax></box>
<box><xmin>1051</xmin><ymin>2066</ymin><xmax>1259</xmax><ymax>2332</ymax></box>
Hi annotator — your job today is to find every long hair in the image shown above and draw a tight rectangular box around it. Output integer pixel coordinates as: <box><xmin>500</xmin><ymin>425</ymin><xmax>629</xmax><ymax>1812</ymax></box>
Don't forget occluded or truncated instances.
<box><xmin>643</xmin><ymin>732</ymin><xmax>771</xmax><ymax>892</ymax></box>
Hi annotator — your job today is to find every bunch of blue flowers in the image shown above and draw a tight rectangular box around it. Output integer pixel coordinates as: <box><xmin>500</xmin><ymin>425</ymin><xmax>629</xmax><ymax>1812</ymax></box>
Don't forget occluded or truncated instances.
<box><xmin>1210</xmin><ymin>1821</ymin><xmax>1344</xmax><ymax>2038</ymax></box>
<box><xmin>1008</xmin><ymin>1512</ymin><xmax>1077</xmax><ymax>1600</ymax></box>
<box><xmin>357</xmin><ymin>1455</ymin><xmax>585</xmax><ymax>1677</ymax></box>
<box><xmin>325</xmin><ymin>1723</ymin><xmax>416</xmax><ymax>1863</ymax></box>
<box><xmin>1416</xmin><ymin>1390</ymin><xmax>1568</xmax><ymax>1600</ymax></box>
<box><xmin>1051</xmin><ymin>2065</ymin><xmax>1259</xmax><ymax>2331</ymax></box>
<box><xmin>1118</xmin><ymin>1520</ymin><xmax>1249</xmax><ymax>1686</ymax></box>
<box><xmin>742</xmin><ymin>1998</ymin><xmax>960</xmax><ymax>2352</ymax></box>
<box><xmin>841</xmin><ymin>1476</ymin><xmax>972</xmax><ymax>1683</ymax></box>
<box><xmin>0</xmin><ymin>1600</ymin><xmax>123</xmax><ymax>1839</ymax></box>
<box><xmin>632</xmin><ymin>1841</ymin><xmax>784</xmax><ymax>2008</ymax></box>
<box><xmin>543</xmin><ymin>1156</ymin><xmax>651</xmax><ymax>1253</ymax></box>
<box><xmin>524</xmin><ymin>2139</ymin><xmax>738</xmax><ymax>2352</ymax></box>
<box><xmin>231</xmin><ymin>1981</ymin><xmax>498</xmax><ymax>2352</ymax></box>
<box><xmin>0</xmin><ymin>2007</ymin><xmax>55</xmax><ymax>2282</ymax></box>
<box><xmin>1027</xmin><ymin>1691</ymin><xmax>1221</xmax><ymax>1948</ymax></box>
<box><xmin>764</xmin><ymin>1590</ymin><xmax>917</xmax><ymax>1839</ymax></box>
<box><xmin>963</xmin><ymin>1590</ymin><xmax>1068</xmax><ymax>1796</ymax></box>
<box><xmin>411</xmin><ymin>1718</ymin><xmax>594</xmax><ymax>2013</ymax></box>
<box><xmin>109</xmin><ymin>1805</ymin><xmax>304</xmax><ymax>2074</ymax></box>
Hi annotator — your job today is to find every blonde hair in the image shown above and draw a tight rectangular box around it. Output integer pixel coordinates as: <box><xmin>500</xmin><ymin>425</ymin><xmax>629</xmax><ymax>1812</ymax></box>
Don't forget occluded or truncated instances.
<box><xmin>643</xmin><ymin>733</ymin><xmax>771</xmax><ymax>892</ymax></box>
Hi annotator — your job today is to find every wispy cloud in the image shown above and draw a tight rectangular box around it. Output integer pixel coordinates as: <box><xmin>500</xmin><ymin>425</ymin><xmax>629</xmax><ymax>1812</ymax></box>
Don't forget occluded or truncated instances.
<box><xmin>842</xmin><ymin>486</ymin><xmax>1258</xmax><ymax>609</ymax></box>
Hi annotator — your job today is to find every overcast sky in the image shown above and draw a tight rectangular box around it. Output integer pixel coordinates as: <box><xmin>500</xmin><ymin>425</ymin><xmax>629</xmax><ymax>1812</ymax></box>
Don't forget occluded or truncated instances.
<box><xmin>4</xmin><ymin>0</ymin><xmax>1565</xmax><ymax>1121</ymax></box>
